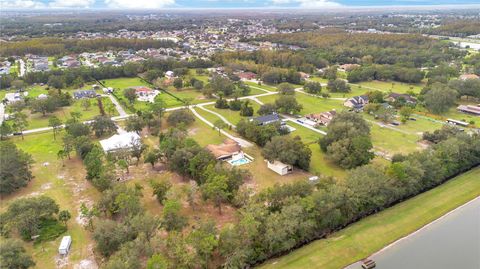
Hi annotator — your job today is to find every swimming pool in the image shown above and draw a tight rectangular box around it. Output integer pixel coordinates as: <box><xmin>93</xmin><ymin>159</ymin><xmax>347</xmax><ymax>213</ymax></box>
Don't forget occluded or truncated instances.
<box><xmin>228</xmin><ymin>157</ymin><xmax>252</xmax><ymax>166</ymax></box>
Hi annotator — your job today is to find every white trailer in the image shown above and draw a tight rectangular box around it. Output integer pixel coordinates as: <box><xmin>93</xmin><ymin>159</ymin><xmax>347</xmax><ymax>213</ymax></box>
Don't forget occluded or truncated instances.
<box><xmin>58</xmin><ymin>235</ymin><xmax>72</xmax><ymax>255</ymax></box>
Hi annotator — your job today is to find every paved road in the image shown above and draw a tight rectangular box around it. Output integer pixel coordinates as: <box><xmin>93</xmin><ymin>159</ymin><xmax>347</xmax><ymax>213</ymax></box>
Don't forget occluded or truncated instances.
<box><xmin>18</xmin><ymin>59</ymin><xmax>26</xmax><ymax>77</ymax></box>
<box><xmin>197</xmin><ymin>105</ymin><xmax>236</xmax><ymax>127</ymax></box>
<box><xmin>0</xmin><ymin>103</ymin><xmax>5</xmax><ymax>124</ymax></box>
<box><xmin>102</xmin><ymin>94</ymin><xmax>127</xmax><ymax>117</ymax></box>
<box><xmin>281</xmin><ymin>114</ymin><xmax>327</xmax><ymax>135</ymax></box>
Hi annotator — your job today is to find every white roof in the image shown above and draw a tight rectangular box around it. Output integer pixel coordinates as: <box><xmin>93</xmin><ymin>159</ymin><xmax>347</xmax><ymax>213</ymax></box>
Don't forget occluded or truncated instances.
<box><xmin>59</xmin><ymin>236</ymin><xmax>71</xmax><ymax>250</ymax></box>
<box><xmin>99</xmin><ymin>132</ymin><xmax>141</xmax><ymax>152</ymax></box>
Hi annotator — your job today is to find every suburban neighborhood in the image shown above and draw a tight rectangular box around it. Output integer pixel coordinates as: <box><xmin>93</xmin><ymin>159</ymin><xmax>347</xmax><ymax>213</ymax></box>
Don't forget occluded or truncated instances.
<box><xmin>0</xmin><ymin>5</ymin><xmax>480</xmax><ymax>269</ymax></box>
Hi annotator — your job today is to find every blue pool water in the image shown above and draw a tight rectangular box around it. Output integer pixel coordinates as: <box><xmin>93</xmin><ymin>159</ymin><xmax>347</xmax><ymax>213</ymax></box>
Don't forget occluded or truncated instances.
<box><xmin>228</xmin><ymin>157</ymin><xmax>251</xmax><ymax>166</ymax></box>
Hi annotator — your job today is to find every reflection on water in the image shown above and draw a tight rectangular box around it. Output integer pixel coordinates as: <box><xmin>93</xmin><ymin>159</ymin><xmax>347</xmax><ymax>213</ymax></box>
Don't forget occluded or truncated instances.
<box><xmin>347</xmin><ymin>197</ymin><xmax>480</xmax><ymax>269</ymax></box>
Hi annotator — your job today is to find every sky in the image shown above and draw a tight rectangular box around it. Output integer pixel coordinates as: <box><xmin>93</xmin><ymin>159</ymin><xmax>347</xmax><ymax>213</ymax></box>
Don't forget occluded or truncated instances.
<box><xmin>1</xmin><ymin>0</ymin><xmax>479</xmax><ymax>10</ymax></box>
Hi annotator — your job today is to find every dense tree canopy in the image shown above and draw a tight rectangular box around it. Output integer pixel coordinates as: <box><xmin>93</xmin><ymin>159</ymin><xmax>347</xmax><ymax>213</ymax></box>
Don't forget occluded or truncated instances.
<box><xmin>0</xmin><ymin>141</ymin><xmax>34</xmax><ymax>195</ymax></box>
<box><xmin>320</xmin><ymin>112</ymin><xmax>373</xmax><ymax>168</ymax></box>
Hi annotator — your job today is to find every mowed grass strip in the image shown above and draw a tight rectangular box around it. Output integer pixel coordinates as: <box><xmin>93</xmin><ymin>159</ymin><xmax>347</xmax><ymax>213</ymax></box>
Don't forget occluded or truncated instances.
<box><xmin>259</xmin><ymin>167</ymin><xmax>480</xmax><ymax>269</ymax></box>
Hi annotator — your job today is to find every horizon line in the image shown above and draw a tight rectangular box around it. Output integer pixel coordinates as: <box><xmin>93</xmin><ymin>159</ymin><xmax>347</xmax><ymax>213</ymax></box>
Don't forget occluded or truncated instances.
<box><xmin>2</xmin><ymin>4</ymin><xmax>480</xmax><ymax>11</ymax></box>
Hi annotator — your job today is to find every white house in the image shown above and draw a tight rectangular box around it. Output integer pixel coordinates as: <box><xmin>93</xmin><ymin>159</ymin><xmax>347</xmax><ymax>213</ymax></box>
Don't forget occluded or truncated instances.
<box><xmin>58</xmin><ymin>235</ymin><xmax>72</xmax><ymax>255</ymax></box>
<box><xmin>37</xmin><ymin>93</ymin><xmax>48</xmax><ymax>100</ymax></box>
<box><xmin>165</xmin><ymin>70</ymin><xmax>175</xmax><ymax>78</ymax></box>
<box><xmin>267</xmin><ymin>160</ymin><xmax>293</xmax><ymax>176</ymax></box>
<box><xmin>99</xmin><ymin>132</ymin><xmax>141</xmax><ymax>153</ymax></box>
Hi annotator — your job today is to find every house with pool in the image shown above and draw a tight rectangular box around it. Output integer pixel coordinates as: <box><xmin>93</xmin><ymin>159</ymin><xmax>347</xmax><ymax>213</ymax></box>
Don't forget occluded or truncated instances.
<box><xmin>206</xmin><ymin>139</ymin><xmax>253</xmax><ymax>166</ymax></box>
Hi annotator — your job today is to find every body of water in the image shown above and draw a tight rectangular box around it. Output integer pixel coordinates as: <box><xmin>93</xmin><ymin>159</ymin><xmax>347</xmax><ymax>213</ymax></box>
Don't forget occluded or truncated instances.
<box><xmin>346</xmin><ymin>197</ymin><xmax>480</xmax><ymax>269</ymax></box>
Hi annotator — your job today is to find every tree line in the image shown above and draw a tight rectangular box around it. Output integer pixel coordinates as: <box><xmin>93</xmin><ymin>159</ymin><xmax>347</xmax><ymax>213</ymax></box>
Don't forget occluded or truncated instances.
<box><xmin>0</xmin><ymin>58</ymin><xmax>214</xmax><ymax>90</ymax></box>
<box><xmin>259</xmin><ymin>28</ymin><xmax>465</xmax><ymax>67</ymax></box>
<box><xmin>0</xmin><ymin>37</ymin><xmax>176</xmax><ymax>57</ymax></box>
<box><xmin>217</xmin><ymin>132</ymin><xmax>480</xmax><ymax>268</ymax></box>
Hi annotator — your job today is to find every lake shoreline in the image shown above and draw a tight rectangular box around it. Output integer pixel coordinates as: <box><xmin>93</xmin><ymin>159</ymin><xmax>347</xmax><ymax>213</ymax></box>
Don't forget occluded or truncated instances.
<box><xmin>344</xmin><ymin>195</ymin><xmax>480</xmax><ymax>268</ymax></box>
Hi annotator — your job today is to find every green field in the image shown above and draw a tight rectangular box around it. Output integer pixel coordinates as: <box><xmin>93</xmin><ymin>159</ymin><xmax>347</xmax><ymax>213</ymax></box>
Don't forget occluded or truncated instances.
<box><xmin>203</xmin><ymin>101</ymin><xmax>261</xmax><ymax>125</ymax></box>
<box><xmin>370</xmin><ymin>123</ymin><xmax>421</xmax><ymax>155</ymax></box>
<box><xmin>286</xmin><ymin>121</ymin><xmax>346</xmax><ymax>179</ymax></box>
<box><xmin>1</xmin><ymin>132</ymin><xmax>100</xmax><ymax>269</ymax></box>
<box><xmin>260</xmin><ymin>167</ymin><xmax>480</xmax><ymax>269</ymax></box>
<box><xmin>102</xmin><ymin>77</ymin><xmax>184</xmax><ymax>109</ymax></box>
<box><xmin>21</xmin><ymin>97</ymin><xmax>117</xmax><ymax>129</ymax></box>
<box><xmin>244</xmin><ymin>81</ymin><xmax>278</xmax><ymax>92</ymax></box>
<box><xmin>353</xmin><ymin>80</ymin><xmax>425</xmax><ymax>94</ymax></box>
<box><xmin>413</xmin><ymin>101</ymin><xmax>479</xmax><ymax>128</ymax></box>
<box><xmin>257</xmin><ymin>93</ymin><xmax>345</xmax><ymax>115</ymax></box>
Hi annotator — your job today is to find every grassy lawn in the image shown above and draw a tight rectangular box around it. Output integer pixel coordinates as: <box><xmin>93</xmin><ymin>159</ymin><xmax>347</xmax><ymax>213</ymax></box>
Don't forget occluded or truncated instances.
<box><xmin>260</xmin><ymin>167</ymin><xmax>480</xmax><ymax>269</ymax></box>
<box><xmin>257</xmin><ymin>93</ymin><xmax>345</xmax><ymax>115</ymax></box>
<box><xmin>287</xmin><ymin>121</ymin><xmax>347</xmax><ymax>179</ymax></box>
<box><xmin>188</xmin><ymin>119</ymin><xmax>226</xmax><ymax>147</ymax></box>
<box><xmin>166</xmin><ymin>87</ymin><xmax>214</xmax><ymax>105</ymax></box>
<box><xmin>1</xmin><ymin>132</ymin><xmax>100</xmax><ymax>269</ymax></box>
<box><xmin>23</xmin><ymin>97</ymin><xmax>117</xmax><ymax>129</ymax></box>
<box><xmin>102</xmin><ymin>77</ymin><xmax>184</xmax><ymax>110</ymax></box>
<box><xmin>353</xmin><ymin>80</ymin><xmax>425</xmax><ymax>94</ymax></box>
<box><xmin>370</xmin><ymin>123</ymin><xmax>421</xmax><ymax>155</ymax></box>
<box><xmin>414</xmin><ymin>101</ymin><xmax>479</xmax><ymax>128</ymax></box>
<box><xmin>245</xmin><ymin>81</ymin><xmax>278</xmax><ymax>92</ymax></box>
<box><xmin>203</xmin><ymin>101</ymin><xmax>261</xmax><ymax>125</ymax></box>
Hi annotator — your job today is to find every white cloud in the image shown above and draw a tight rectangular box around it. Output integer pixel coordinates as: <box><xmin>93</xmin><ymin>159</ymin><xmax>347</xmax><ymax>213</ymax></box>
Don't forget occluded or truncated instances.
<box><xmin>49</xmin><ymin>0</ymin><xmax>95</xmax><ymax>8</ymax></box>
<box><xmin>0</xmin><ymin>0</ymin><xmax>46</xmax><ymax>8</ymax></box>
<box><xmin>104</xmin><ymin>0</ymin><xmax>175</xmax><ymax>9</ymax></box>
<box><xmin>271</xmin><ymin>0</ymin><xmax>341</xmax><ymax>8</ymax></box>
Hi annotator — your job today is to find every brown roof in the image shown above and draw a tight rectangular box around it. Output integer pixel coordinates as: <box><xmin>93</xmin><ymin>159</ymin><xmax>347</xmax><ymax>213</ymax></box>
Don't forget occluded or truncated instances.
<box><xmin>460</xmin><ymin>74</ymin><xmax>479</xmax><ymax>80</ymax></box>
<box><xmin>206</xmin><ymin>139</ymin><xmax>241</xmax><ymax>159</ymax></box>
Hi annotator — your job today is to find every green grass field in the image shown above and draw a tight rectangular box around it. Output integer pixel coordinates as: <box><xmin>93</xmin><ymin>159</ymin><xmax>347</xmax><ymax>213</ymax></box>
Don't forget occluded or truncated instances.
<box><xmin>1</xmin><ymin>132</ymin><xmax>100</xmax><ymax>269</ymax></box>
<box><xmin>244</xmin><ymin>81</ymin><xmax>278</xmax><ymax>92</ymax></box>
<box><xmin>257</xmin><ymin>93</ymin><xmax>345</xmax><ymax>115</ymax></box>
<box><xmin>353</xmin><ymin>80</ymin><xmax>425</xmax><ymax>94</ymax></box>
<box><xmin>203</xmin><ymin>101</ymin><xmax>261</xmax><ymax>125</ymax></box>
<box><xmin>413</xmin><ymin>101</ymin><xmax>478</xmax><ymax>128</ymax></box>
<box><xmin>22</xmin><ymin>97</ymin><xmax>117</xmax><ymax>129</ymax></box>
<box><xmin>286</xmin><ymin>121</ymin><xmax>346</xmax><ymax>179</ymax></box>
<box><xmin>260</xmin><ymin>167</ymin><xmax>480</xmax><ymax>269</ymax></box>
<box><xmin>102</xmin><ymin>77</ymin><xmax>184</xmax><ymax>109</ymax></box>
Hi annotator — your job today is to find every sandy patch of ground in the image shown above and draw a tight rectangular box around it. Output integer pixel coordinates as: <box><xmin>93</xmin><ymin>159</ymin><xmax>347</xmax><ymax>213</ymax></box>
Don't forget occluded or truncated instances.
<box><xmin>41</xmin><ymin>182</ymin><xmax>53</xmax><ymax>190</ymax></box>
<box><xmin>75</xmin><ymin>199</ymin><xmax>94</xmax><ymax>226</ymax></box>
<box><xmin>188</xmin><ymin>127</ymin><xmax>198</xmax><ymax>135</ymax></box>
<box><xmin>74</xmin><ymin>259</ymin><xmax>98</xmax><ymax>269</ymax></box>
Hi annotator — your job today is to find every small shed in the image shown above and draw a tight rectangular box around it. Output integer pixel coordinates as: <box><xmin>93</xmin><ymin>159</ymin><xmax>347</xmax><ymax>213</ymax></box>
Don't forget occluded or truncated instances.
<box><xmin>267</xmin><ymin>160</ymin><xmax>293</xmax><ymax>176</ymax></box>
<box><xmin>58</xmin><ymin>235</ymin><xmax>72</xmax><ymax>255</ymax></box>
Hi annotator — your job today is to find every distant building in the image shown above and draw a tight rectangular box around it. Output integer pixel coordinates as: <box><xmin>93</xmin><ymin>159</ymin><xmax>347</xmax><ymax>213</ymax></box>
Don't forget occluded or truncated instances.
<box><xmin>37</xmin><ymin>93</ymin><xmax>48</xmax><ymax>100</ymax></box>
<box><xmin>385</xmin><ymin>93</ymin><xmax>417</xmax><ymax>105</ymax></box>
<box><xmin>237</xmin><ymin>71</ymin><xmax>256</xmax><ymax>80</ymax></box>
<box><xmin>306</xmin><ymin>109</ymin><xmax>337</xmax><ymax>126</ymax></box>
<box><xmin>99</xmin><ymin>132</ymin><xmax>141</xmax><ymax>153</ymax></box>
<box><xmin>133</xmin><ymin>86</ymin><xmax>159</xmax><ymax>102</ymax></box>
<box><xmin>267</xmin><ymin>160</ymin><xmax>293</xmax><ymax>176</ymax></box>
<box><xmin>251</xmin><ymin>113</ymin><xmax>280</xmax><ymax>126</ymax></box>
<box><xmin>165</xmin><ymin>70</ymin><xmax>175</xmax><ymax>78</ymax></box>
<box><xmin>73</xmin><ymin>90</ymin><xmax>97</xmax><ymax>99</ymax></box>
<box><xmin>459</xmin><ymin>74</ymin><xmax>479</xmax><ymax>81</ymax></box>
<box><xmin>339</xmin><ymin>64</ymin><xmax>360</xmax><ymax>71</ymax></box>
<box><xmin>457</xmin><ymin>104</ymin><xmax>480</xmax><ymax>116</ymax></box>
<box><xmin>344</xmin><ymin>95</ymin><xmax>369</xmax><ymax>110</ymax></box>
<box><xmin>4</xmin><ymin>92</ymin><xmax>25</xmax><ymax>103</ymax></box>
